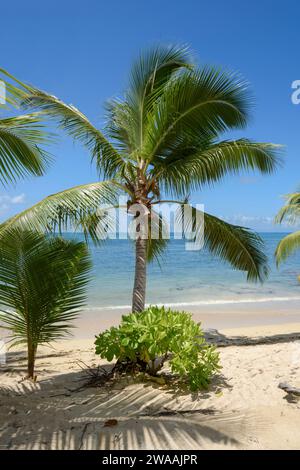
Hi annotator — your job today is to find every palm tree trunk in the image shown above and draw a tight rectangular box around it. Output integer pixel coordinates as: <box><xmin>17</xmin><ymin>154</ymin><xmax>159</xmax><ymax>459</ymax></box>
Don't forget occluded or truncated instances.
<box><xmin>132</xmin><ymin>237</ymin><xmax>147</xmax><ymax>312</ymax></box>
<box><xmin>27</xmin><ymin>342</ymin><xmax>37</xmax><ymax>379</ymax></box>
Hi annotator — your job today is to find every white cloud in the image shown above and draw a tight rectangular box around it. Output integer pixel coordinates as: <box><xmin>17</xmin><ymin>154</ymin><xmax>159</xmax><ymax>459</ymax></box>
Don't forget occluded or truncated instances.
<box><xmin>10</xmin><ymin>193</ymin><xmax>26</xmax><ymax>204</ymax></box>
<box><xmin>0</xmin><ymin>193</ymin><xmax>26</xmax><ymax>214</ymax></box>
<box><xmin>222</xmin><ymin>214</ymin><xmax>273</xmax><ymax>225</ymax></box>
<box><xmin>220</xmin><ymin>214</ymin><xmax>274</xmax><ymax>225</ymax></box>
<box><xmin>219</xmin><ymin>213</ymin><xmax>300</xmax><ymax>230</ymax></box>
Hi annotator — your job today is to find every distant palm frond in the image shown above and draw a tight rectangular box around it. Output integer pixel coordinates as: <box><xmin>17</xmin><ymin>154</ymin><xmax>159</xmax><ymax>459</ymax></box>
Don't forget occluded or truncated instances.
<box><xmin>177</xmin><ymin>204</ymin><xmax>268</xmax><ymax>282</ymax></box>
<box><xmin>275</xmin><ymin>190</ymin><xmax>300</xmax><ymax>265</ymax></box>
<box><xmin>275</xmin><ymin>231</ymin><xmax>300</xmax><ymax>266</ymax></box>
<box><xmin>275</xmin><ymin>192</ymin><xmax>300</xmax><ymax>225</ymax></box>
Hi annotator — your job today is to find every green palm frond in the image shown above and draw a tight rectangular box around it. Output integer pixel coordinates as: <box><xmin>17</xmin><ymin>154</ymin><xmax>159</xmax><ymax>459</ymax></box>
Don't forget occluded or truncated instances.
<box><xmin>144</xmin><ymin>67</ymin><xmax>252</xmax><ymax>162</ymax></box>
<box><xmin>0</xmin><ymin>68</ymin><xmax>31</xmax><ymax>106</ymax></box>
<box><xmin>177</xmin><ymin>204</ymin><xmax>268</xmax><ymax>282</ymax></box>
<box><xmin>146</xmin><ymin>209</ymin><xmax>169</xmax><ymax>263</ymax></box>
<box><xmin>0</xmin><ymin>229</ymin><xmax>92</xmax><ymax>348</ymax></box>
<box><xmin>21</xmin><ymin>88</ymin><xmax>125</xmax><ymax>178</ymax></box>
<box><xmin>105</xmin><ymin>99</ymin><xmax>137</xmax><ymax>155</ymax></box>
<box><xmin>275</xmin><ymin>192</ymin><xmax>300</xmax><ymax>225</ymax></box>
<box><xmin>126</xmin><ymin>44</ymin><xmax>193</xmax><ymax>151</ymax></box>
<box><xmin>153</xmin><ymin>139</ymin><xmax>281</xmax><ymax>196</ymax></box>
<box><xmin>74</xmin><ymin>204</ymin><xmax>125</xmax><ymax>245</ymax></box>
<box><xmin>275</xmin><ymin>231</ymin><xmax>300</xmax><ymax>266</ymax></box>
<box><xmin>204</xmin><ymin>212</ymin><xmax>268</xmax><ymax>282</ymax></box>
<box><xmin>0</xmin><ymin>69</ymin><xmax>52</xmax><ymax>185</ymax></box>
<box><xmin>275</xmin><ymin>190</ymin><xmax>300</xmax><ymax>265</ymax></box>
<box><xmin>128</xmin><ymin>44</ymin><xmax>193</xmax><ymax>105</ymax></box>
<box><xmin>0</xmin><ymin>113</ymin><xmax>52</xmax><ymax>184</ymax></box>
<box><xmin>0</xmin><ymin>181</ymin><xmax>120</xmax><ymax>238</ymax></box>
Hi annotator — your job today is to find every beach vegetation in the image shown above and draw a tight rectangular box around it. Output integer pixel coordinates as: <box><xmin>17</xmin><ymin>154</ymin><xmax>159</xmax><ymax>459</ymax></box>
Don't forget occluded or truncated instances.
<box><xmin>0</xmin><ymin>230</ymin><xmax>92</xmax><ymax>378</ymax></box>
<box><xmin>95</xmin><ymin>305</ymin><xmax>220</xmax><ymax>391</ymax></box>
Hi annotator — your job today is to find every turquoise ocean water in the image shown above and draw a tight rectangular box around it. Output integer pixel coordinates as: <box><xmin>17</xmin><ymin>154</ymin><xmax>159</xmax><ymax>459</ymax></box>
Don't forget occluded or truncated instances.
<box><xmin>65</xmin><ymin>233</ymin><xmax>300</xmax><ymax>310</ymax></box>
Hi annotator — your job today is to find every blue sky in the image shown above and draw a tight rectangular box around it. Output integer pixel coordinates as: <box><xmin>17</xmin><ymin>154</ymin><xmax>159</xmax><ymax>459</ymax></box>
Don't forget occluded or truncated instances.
<box><xmin>0</xmin><ymin>0</ymin><xmax>299</xmax><ymax>231</ymax></box>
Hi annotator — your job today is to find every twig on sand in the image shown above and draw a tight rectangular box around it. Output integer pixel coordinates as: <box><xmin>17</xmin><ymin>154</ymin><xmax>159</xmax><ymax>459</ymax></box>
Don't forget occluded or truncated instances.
<box><xmin>140</xmin><ymin>407</ymin><xmax>216</xmax><ymax>417</ymax></box>
<box><xmin>75</xmin><ymin>359</ymin><xmax>148</xmax><ymax>390</ymax></box>
<box><xmin>76</xmin><ymin>360</ymin><xmax>116</xmax><ymax>388</ymax></box>
<box><xmin>49</xmin><ymin>391</ymin><xmax>72</xmax><ymax>397</ymax></box>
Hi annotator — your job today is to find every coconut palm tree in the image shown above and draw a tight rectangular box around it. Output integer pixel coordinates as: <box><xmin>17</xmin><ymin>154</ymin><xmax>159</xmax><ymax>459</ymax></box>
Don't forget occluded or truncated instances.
<box><xmin>0</xmin><ymin>46</ymin><xmax>281</xmax><ymax>312</ymax></box>
<box><xmin>0</xmin><ymin>229</ymin><xmax>92</xmax><ymax>378</ymax></box>
<box><xmin>275</xmin><ymin>191</ymin><xmax>300</xmax><ymax>265</ymax></box>
<box><xmin>0</xmin><ymin>69</ymin><xmax>51</xmax><ymax>185</ymax></box>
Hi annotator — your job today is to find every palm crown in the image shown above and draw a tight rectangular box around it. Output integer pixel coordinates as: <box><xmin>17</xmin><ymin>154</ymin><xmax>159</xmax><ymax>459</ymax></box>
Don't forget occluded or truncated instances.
<box><xmin>0</xmin><ymin>45</ymin><xmax>281</xmax><ymax>311</ymax></box>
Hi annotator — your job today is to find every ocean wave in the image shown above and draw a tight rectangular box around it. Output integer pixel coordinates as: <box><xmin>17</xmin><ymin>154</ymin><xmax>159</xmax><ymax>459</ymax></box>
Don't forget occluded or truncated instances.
<box><xmin>83</xmin><ymin>296</ymin><xmax>300</xmax><ymax>311</ymax></box>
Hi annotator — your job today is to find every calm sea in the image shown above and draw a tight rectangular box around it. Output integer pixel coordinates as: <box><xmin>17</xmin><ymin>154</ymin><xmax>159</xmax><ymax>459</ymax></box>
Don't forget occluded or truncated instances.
<box><xmin>64</xmin><ymin>233</ymin><xmax>300</xmax><ymax>310</ymax></box>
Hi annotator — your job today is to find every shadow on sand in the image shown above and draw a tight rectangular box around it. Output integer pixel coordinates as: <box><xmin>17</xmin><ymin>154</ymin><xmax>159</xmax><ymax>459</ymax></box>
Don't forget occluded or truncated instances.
<box><xmin>2</xmin><ymin>327</ymin><xmax>294</xmax><ymax>450</ymax></box>
<box><xmin>204</xmin><ymin>329</ymin><xmax>300</xmax><ymax>347</ymax></box>
<box><xmin>0</xmin><ymin>363</ymin><xmax>243</xmax><ymax>450</ymax></box>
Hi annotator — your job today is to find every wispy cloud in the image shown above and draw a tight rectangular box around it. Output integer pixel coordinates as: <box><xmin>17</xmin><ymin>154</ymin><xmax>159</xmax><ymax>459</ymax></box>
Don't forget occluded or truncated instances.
<box><xmin>219</xmin><ymin>213</ymin><xmax>300</xmax><ymax>230</ymax></box>
<box><xmin>9</xmin><ymin>193</ymin><xmax>26</xmax><ymax>204</ymax></box>
<box><xmin>221</xmin><ymin>214</ymin><xmax>273</xmax><ymax>225</ymax></box>
<box><xmin>0</xmin><ymin>193</ymin><xmax>26</xmax><ymax>214</ymax></box>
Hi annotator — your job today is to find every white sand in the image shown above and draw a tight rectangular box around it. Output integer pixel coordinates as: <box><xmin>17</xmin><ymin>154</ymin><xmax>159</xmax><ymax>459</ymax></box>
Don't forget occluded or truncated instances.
<box><xmin>74</xmin><ymin>300</ymin><xmax>300</xmax><ymax>337</ymax></box>
<box><xmin>1</xmin><ymin>323</ymin><xmax>300</xmax><ymax>450</ymax></box>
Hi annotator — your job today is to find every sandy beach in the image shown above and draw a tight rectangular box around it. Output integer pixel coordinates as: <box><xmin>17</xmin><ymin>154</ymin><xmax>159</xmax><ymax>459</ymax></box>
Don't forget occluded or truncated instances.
<box><xmin>75</xmin><ymin>300</ymin><xmax>300</xmax><ymax>337</ymax></box>
<box><xmin>1</xmin><ymin>319</ymin><xmax>300</xmax><ymax>450</ymax></box>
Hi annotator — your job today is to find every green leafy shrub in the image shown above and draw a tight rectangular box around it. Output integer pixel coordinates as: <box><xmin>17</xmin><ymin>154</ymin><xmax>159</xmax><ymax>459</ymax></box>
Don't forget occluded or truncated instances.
<box><xmin>95</xmin><ymin>306</ymin><xmax>220</xmax><ymax>391</ymax></box>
